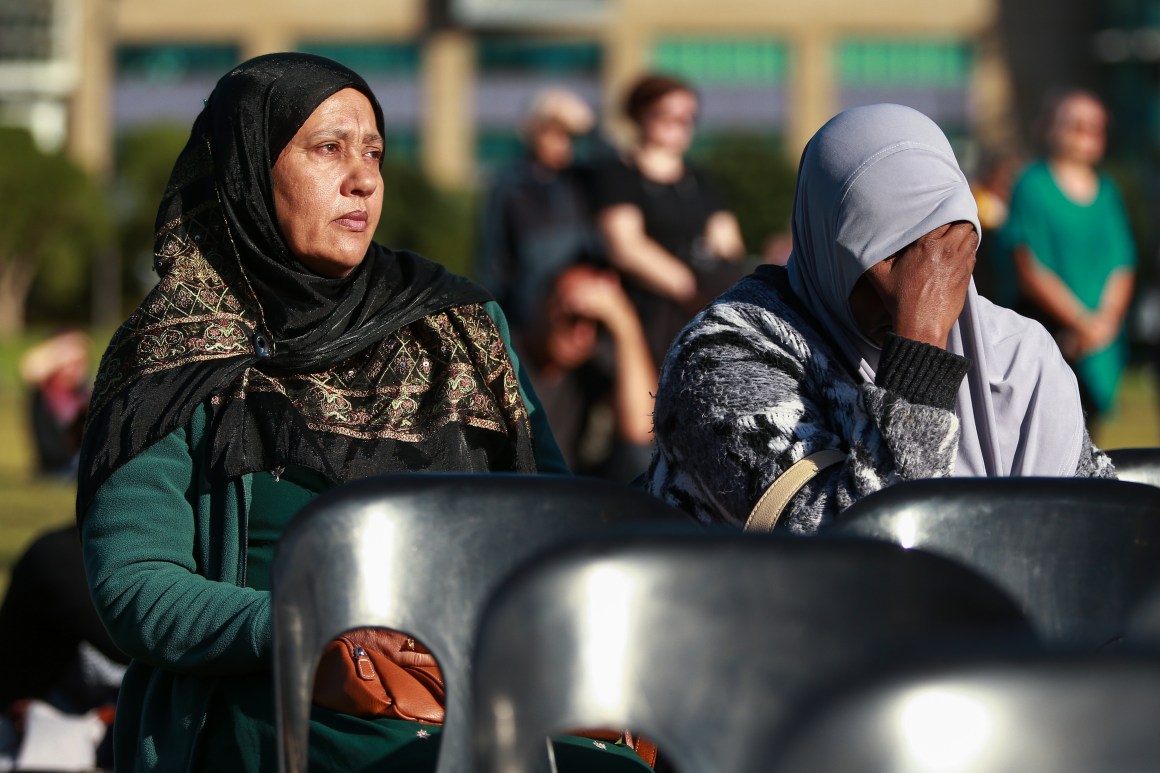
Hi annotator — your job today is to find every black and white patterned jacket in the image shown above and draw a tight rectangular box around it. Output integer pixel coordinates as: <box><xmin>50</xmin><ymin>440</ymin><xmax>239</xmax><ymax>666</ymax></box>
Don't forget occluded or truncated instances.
<box><xmin>646</xmin><ymin>265</ymin><xmax>1114</xmax><ymax>534</ymax></box>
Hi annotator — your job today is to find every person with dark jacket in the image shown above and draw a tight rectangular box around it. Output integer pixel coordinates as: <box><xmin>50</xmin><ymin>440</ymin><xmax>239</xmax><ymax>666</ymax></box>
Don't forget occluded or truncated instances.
<box><xmin>20</xmin><ymin>331</ymin><xmax>91</xmax><ymax>477</ymax></box>
<box><xmin>0</xmin><ymin>525</ymin><xmax>127</xmax><ymax>769</ymax></box>
<box><xmin>478</xmin><ymin>87</ymin><xmax>604</xmax><ymax>333</ymax></box>
<box><xmin>520</xmin><ymin>264</ymin><xmax>657</xmax><ymax>480</ymax></box>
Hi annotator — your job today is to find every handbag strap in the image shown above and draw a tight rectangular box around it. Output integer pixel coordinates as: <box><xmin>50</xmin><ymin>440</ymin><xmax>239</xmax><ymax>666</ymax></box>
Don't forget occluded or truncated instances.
<box><xmin>744</xmin><ymin>450</ymin><xmax>846</xmax><ymax>533</ymax></box>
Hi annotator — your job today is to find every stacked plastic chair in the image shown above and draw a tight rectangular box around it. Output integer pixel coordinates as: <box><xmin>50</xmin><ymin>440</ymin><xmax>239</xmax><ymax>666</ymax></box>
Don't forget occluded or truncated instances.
<box><xmin>834</xmin><ymin>477</ymin><xmax>1160</xmax><ymax>648</ymax></box>
<box><xmin>770</xmin><ymin>654</ymin><xmax>1160</xmax><ymax>773</ymax></box>
<box><xmin>1107</xmin><ymin>447</ymin><xmax>1160</xmax><ymax>488</ymax></box>
<box><xmin>473</xmin><ymin>534</ymin><xmax>1031</xmax><ymax>773</ymax></box>
<box><xmin>271</xmin><ymin>473</ymin><xmax>697</xmax><ymax>773</ymax></box>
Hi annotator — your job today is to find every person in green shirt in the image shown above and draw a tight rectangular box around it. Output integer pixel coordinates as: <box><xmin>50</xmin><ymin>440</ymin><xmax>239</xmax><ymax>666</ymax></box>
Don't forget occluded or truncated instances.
<box><xmin>78</xmin><ymin>53</ymin><xmax>649</xmax><ymax>773</ymax></box>
<box><xmin>1001</xmin><ymin>89</ymin><xmax>1136</xmax><ymax>429</ymax></box>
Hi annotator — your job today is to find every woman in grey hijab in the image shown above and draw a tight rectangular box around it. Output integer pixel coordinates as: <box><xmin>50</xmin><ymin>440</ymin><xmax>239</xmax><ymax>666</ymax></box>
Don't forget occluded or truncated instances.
<box><xmin>646</xmin><ymin>103</ymin><xmax>1113</xmax><ymax>533</ymax></box>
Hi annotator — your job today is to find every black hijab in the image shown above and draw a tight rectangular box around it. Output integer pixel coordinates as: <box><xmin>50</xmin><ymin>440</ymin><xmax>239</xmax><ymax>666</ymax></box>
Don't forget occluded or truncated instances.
<box><xmin>79</xmin><ymin>53</ymin><xmax>532</xmax><ymax>514</ymax></box>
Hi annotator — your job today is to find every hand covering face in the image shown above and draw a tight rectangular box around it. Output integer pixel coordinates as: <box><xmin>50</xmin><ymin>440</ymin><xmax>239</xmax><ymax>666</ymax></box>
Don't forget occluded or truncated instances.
<box><xmin>786</xmin><ymin>103</ymin><xmax>1084</xmax><ymax>476</ymax></box>
<box><xmin>79</xmin><ymin>53</ymin><xmax>534</xmax><ymax>513</ymax></box>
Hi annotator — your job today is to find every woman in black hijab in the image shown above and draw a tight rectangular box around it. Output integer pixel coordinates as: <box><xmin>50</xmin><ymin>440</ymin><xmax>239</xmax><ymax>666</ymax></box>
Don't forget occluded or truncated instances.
<box><xmin>77</xmin><ymin>53</ymin><xmax>602</xmax><ymax>772</ymax></box>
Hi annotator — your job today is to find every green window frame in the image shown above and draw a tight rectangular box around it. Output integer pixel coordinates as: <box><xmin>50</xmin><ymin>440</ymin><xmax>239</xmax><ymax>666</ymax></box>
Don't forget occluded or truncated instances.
<box><xmin>836</xmin><ymin>39</ymin><xmax>973</xmax><ymax>88</ymax></box>
<box><xmin>116</xmin><ymin>44</ymin><xmax>240</xmax><ymax>80</ymax></box>
<box><xmin>476</xmin><ymin>39</ymin><xmax>602</xmax><ymax>75</ymax></box>
<box><xmin>651</xmin><ymin>38</ymin><xmax>790</xmax><ymax>85</ymax></box>
<box><xmin>296</xmin><ymin>42</ymin><xmax>421</xmax><ymax>75</ymax></box>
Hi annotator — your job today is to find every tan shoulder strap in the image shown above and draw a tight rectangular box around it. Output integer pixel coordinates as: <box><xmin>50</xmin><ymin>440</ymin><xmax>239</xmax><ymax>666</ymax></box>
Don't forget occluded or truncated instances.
<box><xmin>744</xmin><ymin>450</ymin><xmax>846</xmax><ymax>533</ymax></box>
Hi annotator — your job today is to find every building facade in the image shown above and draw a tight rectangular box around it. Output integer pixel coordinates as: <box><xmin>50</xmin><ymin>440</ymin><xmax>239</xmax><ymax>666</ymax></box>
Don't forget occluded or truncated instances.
<box><xmin>0</xmin><ymin>0</ymin><xmax>82</xmax><ymax>156</ymax></box>
<box><xmin>12</xmin><ymin>0</ymin><xmax>1013</xmax><ymax>186</ymax></box>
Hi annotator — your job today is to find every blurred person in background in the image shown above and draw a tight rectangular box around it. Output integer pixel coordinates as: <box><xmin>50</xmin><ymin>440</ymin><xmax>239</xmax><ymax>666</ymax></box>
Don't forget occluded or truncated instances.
<box><xmin>477</xmin><ymin>87</ymin><xmax>604</xmax><ymax>334</ymax></box>
<box><xmin>0</xmin><ymin>524</ymin><xmax>127</xmax><ymax>770</ymax></box>
<box><xmin>1001</xmin><ymin>89</ymin><xmax>1136</xmax><ymax>432</ymax></box>
<box><xmin>6</xmin><ymin>337</ymin><xmax>122</xmax><ymax>769</ymax></box>
<box><xmin>19</xmin><ymin>329</ymin><xmax>91</xmax><ymax>477</ymax></box>
<box><xmin>520</xmin><ymin>264</ymin><xmax>657</xmax><ymax>481</ymax></box>
<box><xmin>78</xmin><ymin>53</ymin><xmax>652</xmax><ymax>773</ymax></box>
<box><xmin>762</xmin><ymin>231</ymin><xmax>793</xmax><ymax>267</ymax></box>
<box><xmin>593</xmin><ymin>73</ymin><xmax>746</xmax><ymax>367</ymax></box>
<box><xmin>969</xmin><ymin>150</ymin><xmax>1020</xmax><ymax>302</ymax></box>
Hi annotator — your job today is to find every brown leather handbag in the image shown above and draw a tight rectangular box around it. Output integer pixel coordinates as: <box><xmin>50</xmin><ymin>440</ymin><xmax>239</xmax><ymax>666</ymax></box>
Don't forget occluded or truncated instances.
<box><xmin>312</xmin><ymin>628</ymin><xmax>445</xmax><ymax>724</ymax></box>
<box><xmin>577</xmin><ymin>728</ymin><xmax>659</xmax><ymax>768</ymax></box>
<box><xmin>312</xmin><ymin>629</ymin><xmax>659</xmax><ymax>768</ymax></box>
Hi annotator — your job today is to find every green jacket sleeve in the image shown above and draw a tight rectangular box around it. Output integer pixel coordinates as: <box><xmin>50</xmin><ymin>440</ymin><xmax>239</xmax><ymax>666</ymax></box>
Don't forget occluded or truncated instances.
<box><xmin>81</xmin><ymin>423</ymin><xmax>272</xmax><ymax>675</ymax></box>
<box><xmin>485</xmin><ymin>300</ymin><xmax>570</xmax><ymax>475</ymax></box>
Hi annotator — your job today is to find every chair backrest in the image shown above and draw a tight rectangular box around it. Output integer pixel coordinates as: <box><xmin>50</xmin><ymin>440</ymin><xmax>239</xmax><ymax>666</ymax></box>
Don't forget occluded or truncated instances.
<box><xmin>771</xmin><ymin>655</ymin><xmax>1160</xmax><ymax>773</ymax></box>
<box><xmin>834</xmin><ymin>478</ymin><xmax>1160</xmax><ymax>648</ymax></box>
<box><xmin>271</xmin><ymin>473</ymin><xmax>697</xmax><ymax>773</ymax></box>
<box><xmin>1108</xmin><ymin>447</ymin><xmax>1160</xmax><ymax>487</ymax></box>
<box><xmin>473</xmin><ymin>534</ymin><xmax>1033</xmax><ymax>773</ymax></box>
<box><xmin>1126</xmin><ymin>579</ymin><xmax>1160</xmax><ymax>649</ymax></box>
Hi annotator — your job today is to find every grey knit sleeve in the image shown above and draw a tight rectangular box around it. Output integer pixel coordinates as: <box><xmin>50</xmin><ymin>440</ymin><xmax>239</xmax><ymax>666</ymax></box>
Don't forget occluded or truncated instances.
<box><xmin>648</xmin><ymin>300</ymin><xmax>969</xmax><ymax>534</ymax></box>
<box><xmin>781</xmin><ymin>335</ymin><xmax>969</xmax><ymax>532</ymax></box>
<box><xmin>1074</xmin><ymin>429</ymin><xmax>1116</xmax><ymax>478</ymax></box>
<box><xmin>875</xmin><ymin>333</ymin><xmax>970</xmax><ymax>410</ymax></box>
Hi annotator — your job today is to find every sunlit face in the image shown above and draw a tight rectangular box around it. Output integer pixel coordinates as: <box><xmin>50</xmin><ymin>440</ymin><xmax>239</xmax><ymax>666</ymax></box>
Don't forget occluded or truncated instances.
<box><xmin>271</xmin><ymin>88</ymin><xmax>384</xmax><ymax>277</ymax></box>
<box><xmin>546</xmin><ymin>312</ymin><xmax>598</xmax><ymax>370</ymax></box>
<box><xmin>1049</xmin><ymin>94</ymin><xmax>1107</xmax><ymax>167</ymax></box>
<box><xmin>640</xmin><ymin>89</ymin><xmax>698</xmax><ymax>154</ymax></box>
<box><xmin>543</xmin><ymin>268</ymin><xmax>601</xmax><ymax>369</ymax></box>
<box><xmin>530</xmin><ymin>122</ymin><xmax>575</xmax><ymax>171</ymax></box>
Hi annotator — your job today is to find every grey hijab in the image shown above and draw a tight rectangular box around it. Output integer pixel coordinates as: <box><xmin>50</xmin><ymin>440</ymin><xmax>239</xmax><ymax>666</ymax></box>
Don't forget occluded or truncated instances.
<box><xmin>787</xmin><ymin>103</ymin><xmax>1084</xmax><ymax>476</ymax></box>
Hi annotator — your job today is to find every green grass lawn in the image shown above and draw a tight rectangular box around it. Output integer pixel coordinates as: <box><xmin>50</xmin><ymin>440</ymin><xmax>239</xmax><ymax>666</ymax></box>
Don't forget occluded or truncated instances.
<box><xmin>1097</xmin><ymin>367</ymin><xmax>1160</xmax><ymax>450</ymax></box>
<box><xmin>0</xmin><ymin>385</ymin><xmax>77</xmax><ymax>596</ymax></box>
<box><xmin>0</xmin><ymin>332</ymin><xmax>106</xmax><ymax>596</ymax></box>
<box><xmin>0</xmin><ymin>331</ymin><xmax>1158</xmax><ymax>598</ymax></box>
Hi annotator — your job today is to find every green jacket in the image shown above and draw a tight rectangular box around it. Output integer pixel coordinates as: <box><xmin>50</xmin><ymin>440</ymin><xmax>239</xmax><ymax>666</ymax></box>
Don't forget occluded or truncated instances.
<box><xmin>81</xmin><ymin>303</ymin><xmax>566</xmax><ymax>772</ymax></box>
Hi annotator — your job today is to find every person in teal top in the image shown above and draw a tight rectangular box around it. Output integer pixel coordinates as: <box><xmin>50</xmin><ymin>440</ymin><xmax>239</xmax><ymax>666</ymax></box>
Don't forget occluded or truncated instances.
<box><xmin>78</xmin><ymin>54</ymin><xmax>650</xmax><ymax>772</ymax></box>
<box><xmin>1000</xmin><ymin>89</ymin><xmax>1136</xmax><ymax>427</ymax></box>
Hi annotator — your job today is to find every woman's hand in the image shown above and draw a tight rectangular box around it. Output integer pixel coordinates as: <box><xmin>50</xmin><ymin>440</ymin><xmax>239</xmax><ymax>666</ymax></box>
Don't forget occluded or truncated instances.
<box><xmin>559</xmin><ymin>269</ymin><xmax>640</xmax><ymax>338</ymax></box>
<box><xmin>1075</xmin><ymin>312</ymin><xmax>1119</xmax><ymax>355</ymax></box>
<box><xmin>876</xmin><ymin>222</ymin><xmax>978</xmax><ymax>349</ymax></box>
<box><xmin>704</xmin><ymin>211</ymin><xmax>746</xmax><ymax>262</ymax></box>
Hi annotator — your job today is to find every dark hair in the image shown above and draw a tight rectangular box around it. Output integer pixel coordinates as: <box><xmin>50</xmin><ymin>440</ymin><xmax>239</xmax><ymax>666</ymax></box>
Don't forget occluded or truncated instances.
<box><xmin>623</xmin><ymin>73</ymin><xmax>696</xmax><ymax>126</ymax></box>
<box><xmin>1035</xmin><ymin>87</ymin><xmax>1108</xmax><ymax>144</ymax></box>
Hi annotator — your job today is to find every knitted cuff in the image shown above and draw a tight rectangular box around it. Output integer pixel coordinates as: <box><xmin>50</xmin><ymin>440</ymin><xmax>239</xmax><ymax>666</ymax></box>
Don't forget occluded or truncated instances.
<box><xmin>875</xmin><ymin>333</ymin><xmax>971</xmax><ymax>411</ymax></box>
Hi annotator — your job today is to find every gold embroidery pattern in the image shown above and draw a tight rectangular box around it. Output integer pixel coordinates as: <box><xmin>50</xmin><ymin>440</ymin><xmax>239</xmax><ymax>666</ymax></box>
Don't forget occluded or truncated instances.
<box><xmin>89</xmin><ymin>199</ymin><xmax>257</xmax><ymax>416</ymax></box>
<box><xmin>214</xmin><ymin>303</ymin><xmax>524</xmax><ymax>443</ymax></box>
<box><xmin>90</xmin><ymin>136</ymin><xmax>525</xmax><ymax>448</ymax></box>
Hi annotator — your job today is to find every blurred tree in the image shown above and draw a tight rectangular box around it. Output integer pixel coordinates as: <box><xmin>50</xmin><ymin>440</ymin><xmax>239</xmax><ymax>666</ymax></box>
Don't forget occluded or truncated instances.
<box><xmin>113</xmin><ymin>124</ymin><xmax>191</xmax><ymax>299</ymax></box>
<box><xmin>375</xmin><ymin>158</ymin><xmax>475</xmax><ymax>278</ymax></box>
<box><xmin>0</xmin><ymin>128</ymin><xmax>111</xmax><ymax>337</ymax></box>
<box><xmin>699</xmin><ymin>134</ymin><xmax>797</xmax><ymax>257</ymax></box>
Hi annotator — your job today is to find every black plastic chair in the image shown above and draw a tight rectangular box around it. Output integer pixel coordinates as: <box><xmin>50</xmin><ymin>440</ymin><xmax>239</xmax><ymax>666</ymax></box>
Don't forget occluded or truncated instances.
<box><xmin>1108</xmin><ymin>447</ymin><xmax>1160</xmax><ymax>487</ymax></box>
<box><xmin>473</xmin><ymin>534</ymin><xmax>1033</xmax><ymax>773</ymax></box>
<box><xmin>271</xmin><ymin>473</ymin><xmax>697</xmax><ymax>773</ymax></box>
<box><xmin>1127</xmin><ymin>583</ymin><xmax>1160</xmax><ymax>650</ymax></box>
<box><xmin>834</xmin><ymin>477</ymin><xmax>1160</xmax><ymax>647</ymax></box>
<box><xmin>771</xmin><ymin>654</ymin><xmax>1160</xmax><ymax>773</ymax></box>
